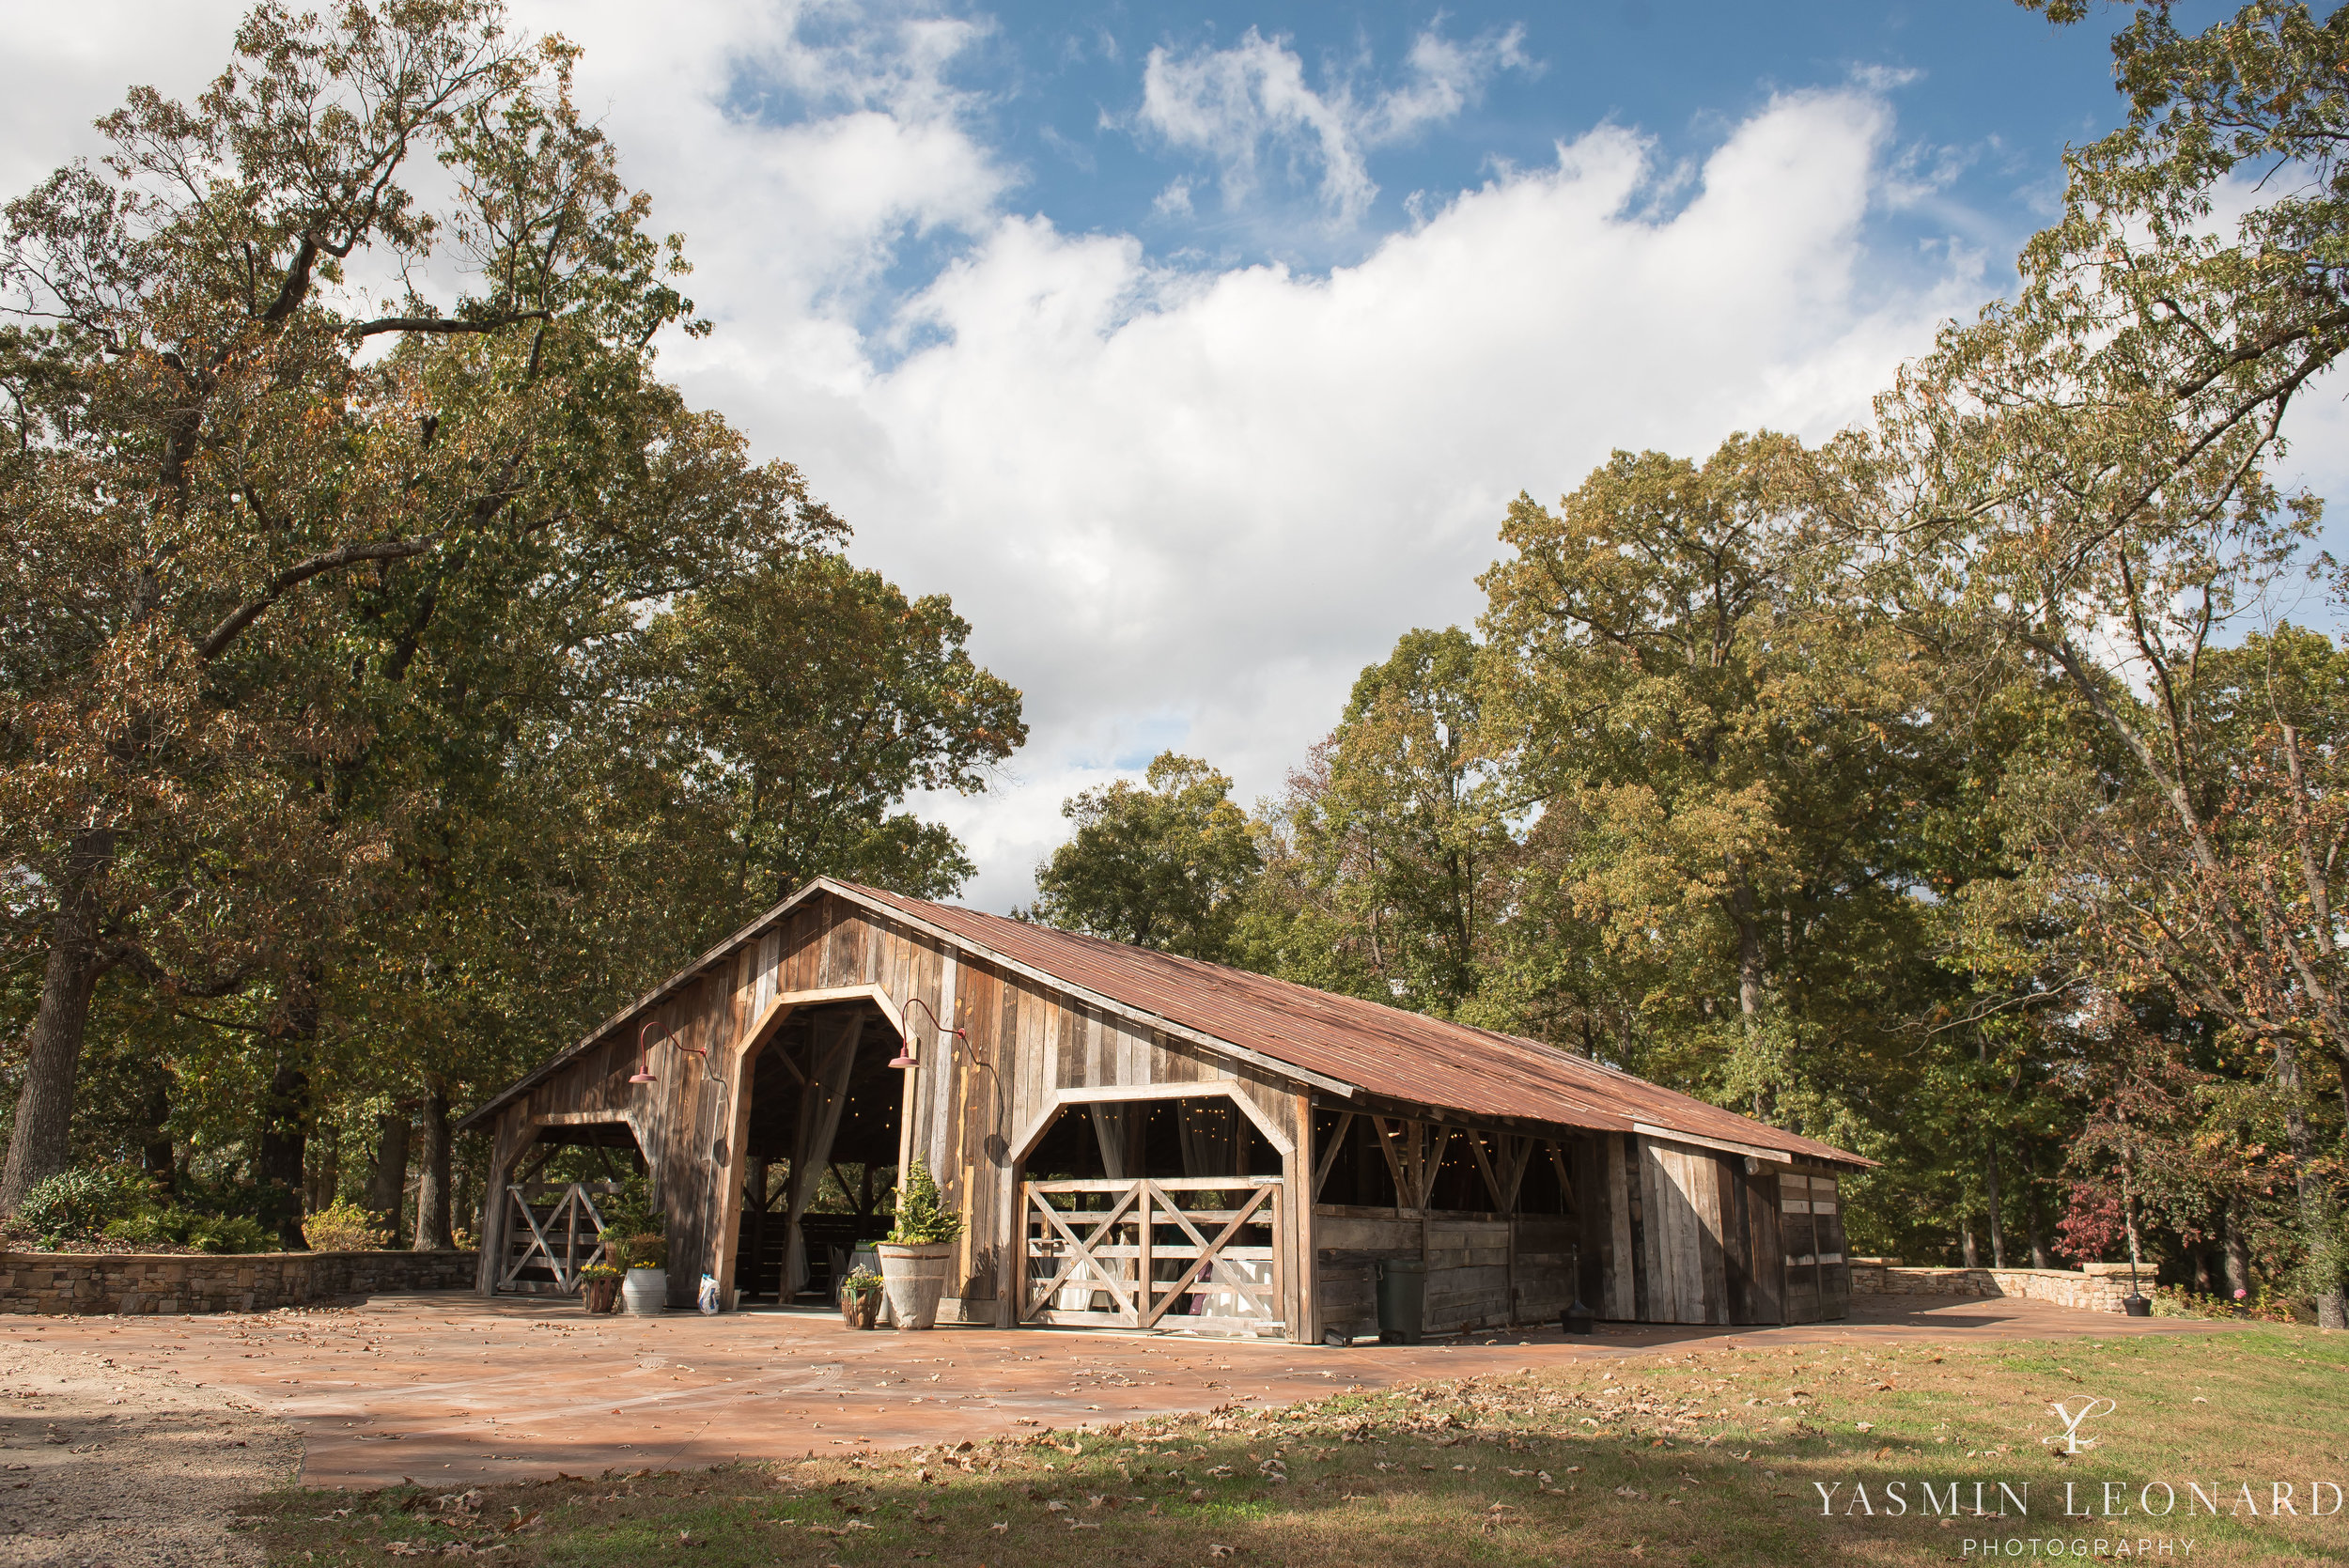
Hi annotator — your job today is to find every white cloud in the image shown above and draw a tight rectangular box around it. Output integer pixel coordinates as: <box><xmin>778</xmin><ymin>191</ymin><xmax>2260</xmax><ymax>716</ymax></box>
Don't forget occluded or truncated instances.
<box><xmin>1135</xmin><ymin>23</ymin><xmax>1534</xmax><ymax>224</ymax></box>
<box><xmin>1</xmin><ymin>8</ymin><xmax>1994</xmax><ymax>916</ymax></box>
<box><xmin>0</xmin><ymin>2</ymin><xmax>238</xmax><ymax>199</ymax></box>
<box><xmin>1378</xmin><ymin>24</ymin><xmax>1535</xmax><ymax>142</ymax></box>
<box><xmin>790</xmin><ymin>89</ymin><xmax>1978</xmax><ymax>909</ymax></box>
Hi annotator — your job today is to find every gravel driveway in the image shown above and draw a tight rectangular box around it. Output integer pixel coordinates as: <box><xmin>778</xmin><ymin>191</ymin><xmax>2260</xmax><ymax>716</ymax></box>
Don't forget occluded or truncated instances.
<box><xmin>0</xmin><ymin>1331</ymin><xmax>299</xmax><ymax>1566</ymax></box>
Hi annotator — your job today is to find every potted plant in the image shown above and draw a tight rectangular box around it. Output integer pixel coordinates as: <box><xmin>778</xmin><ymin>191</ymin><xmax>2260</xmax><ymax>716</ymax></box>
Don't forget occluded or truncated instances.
<box><xmin>877</xmin><ymin>1161</ymin><xmax>961</xmax><ymax>1330</ymax></box>
<box><xmin>579</xmin><ymin>1261</ymin><xmax>624</xmax><ymax>1314</ymax></box>
<box><xmin>838</xmin><ymin>1264</ymin><xmax>886</xmax><ymax>1329</ymax></box>
<box><xmin>620</xmin><ymin>1232</ymin><xmax>669</xmax><ymax>1315</ymax></box>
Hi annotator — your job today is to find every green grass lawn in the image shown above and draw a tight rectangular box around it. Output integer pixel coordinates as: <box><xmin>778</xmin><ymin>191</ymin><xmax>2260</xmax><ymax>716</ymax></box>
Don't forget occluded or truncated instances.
<box><xmin>249</xmin><ymin>1326</ymin><xmax>2349</xmax><ymax>1566</ymax></box>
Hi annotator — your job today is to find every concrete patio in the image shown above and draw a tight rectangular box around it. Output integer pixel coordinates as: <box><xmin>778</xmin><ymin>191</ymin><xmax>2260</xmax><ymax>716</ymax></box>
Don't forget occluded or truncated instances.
<box><xmin>0</xmin><ymin>1291</ymin><xmax>2236</xmax><ymax>1490</ymax></box>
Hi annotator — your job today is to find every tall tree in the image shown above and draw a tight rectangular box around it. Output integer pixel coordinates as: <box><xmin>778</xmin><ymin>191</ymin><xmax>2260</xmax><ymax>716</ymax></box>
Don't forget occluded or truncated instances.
<box><xmin>1243</xmin><ymin>628</ymin><xmax>1508</xmax><ymax>1017</ymax></box>
<box><xmin>0</xmin><ymin>0</ymin><xmax>775</xmax><ymax>1207</ymax></box>
<box><xmin>1866</xmin><ymin>0</ymin><xmax>2349</xmax><ymax>1320</ymax></box>
<box><xmin>1479</xmin><ymin>432</ymin><xmax>1946</xmax><ymax>1137</ymax></box>
<box><xmin>1032</xmin><ymin>753</ymin><xmax>1259</xmax><ymax>961</ymax></box>
<box><xmin>629</xmin><ymin>553</ymin><xmax>1027</xmax><ymax>921</ymax></box>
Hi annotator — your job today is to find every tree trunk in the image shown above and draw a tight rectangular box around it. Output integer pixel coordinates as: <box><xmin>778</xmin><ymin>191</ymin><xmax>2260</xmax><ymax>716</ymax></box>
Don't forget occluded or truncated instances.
<box><xmin>412</xmin><ymin>1084</ymin><xmax>454</xmax><ymax>1251</ymax></box>
<box><xmin>0</xmin><ymin>831</ymin><xmax>116</xmax><ymax>1211</ymax></box>
<box><xmin>2022</xmin><ymin>1142</ymin><xmax>2051</xmax><ymax>1267</ymax></box>
<box><xmin>1960</xmin><ymin>1223</ymin><xmax>1980</xmax><ymax>1268</ymax></box>
<box><xmin>366</xmin><ymin>1110</ymin><xmax>412</xmax><ymax>1247</ymax></box>
<box><xmin>1727</xmin><ymin>871</ymin><xmax>1770</xmax><ymax>1122</ymax></box>
<box><xmin>304</xmin><ymin>1123</ymin><xmax>340</xmax><ymax>1214</ymax></box>
<box><xmin>2270</xmin><ymin>1035</ymin><xmax>2347</xmax><ymax>1328</ymax></box>
<box><xmin>1984</xmin><ymin>1140</ymin><xmax>2007</xmax><ymax>1268</ymax></box>
<box><xmin>2223</xmin><ymin>1201</ymin><xmax>2251</xmax><ymax>1300</ymax></box>
<box><xmin>137</xmin><ymin>1074</ymin><xmax>176</xmax><ymax>1196</ymax></box>
<box><xmin>255</xmin><ymin>1054</ymin><xmax>312</xmax><ymax>1249</ymax></box>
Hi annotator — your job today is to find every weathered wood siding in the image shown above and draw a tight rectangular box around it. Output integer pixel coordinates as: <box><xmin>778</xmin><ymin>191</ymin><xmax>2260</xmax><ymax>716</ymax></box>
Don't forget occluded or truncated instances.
<box><xmin>1636</xmin><ymin>1138</ymin><xmax>1732</xmax><ymax>1326</ymax></box>
<box><xmin>1574</xmin><ymin>1138</ymin><xmax>1848</xmax><ymax>1328</ymax></box>
<box><xmin>1311</xmin><ymin>1208</ymin><xmax>1584</xmax><ymax>1337</ymax></box>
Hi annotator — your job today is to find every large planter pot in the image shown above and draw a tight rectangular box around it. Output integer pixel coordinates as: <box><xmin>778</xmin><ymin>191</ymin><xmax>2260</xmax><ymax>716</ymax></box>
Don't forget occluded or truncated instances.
<box><xmin>877</xmin><ymin>1242</ymin><xmax>954</xmax><ymax>1330</ymax></box>
<box><xmin>583</xmin><ymin>1275</ymin><xmax>621</xmax><ymax>1314</ymax></box>
<box><xmin>622</xmin><ymin>1266</ymin><xmax>668</xmax><ymax>1315</ymax></box>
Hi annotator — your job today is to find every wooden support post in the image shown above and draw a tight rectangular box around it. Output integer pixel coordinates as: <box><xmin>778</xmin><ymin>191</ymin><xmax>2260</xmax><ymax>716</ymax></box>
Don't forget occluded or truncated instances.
<box><xmin>1137</xmin><ymin>1179</ymin><xmax>1154</xmax><ymax>1323</ymax></box>
<box><xmin>1290</xmin><ymin>1092</ymin><xmax>1317</xmax><ymax>1344</ymax></box>
<box><xmin>748</xmin><ymin>1157</ymin><xmax>769</xmax><ymax>1302</ymax></box>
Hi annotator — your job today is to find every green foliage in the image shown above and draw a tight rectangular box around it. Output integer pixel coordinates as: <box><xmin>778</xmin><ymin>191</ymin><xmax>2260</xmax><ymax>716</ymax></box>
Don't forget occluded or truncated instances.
<box><xmin>577</xmin><ymin>1261</ymin><xmax>625</xmax><ymax>1282</ymax></box>
<box><xmin>1242</xmin><ymin>629</ymin><xmax>1507</xmax><ymax>1017</ymax></box>
<box><xmin>840</xmin><ymin>1264</ymin><xmax>884</xmax><ymax>1295</ymax></box>
<box><xmin>100</xmin><ymin>1208</ymin><xmax>278</xmax><ymax>1254</ymax></box>
<box><xmin>1031</xmin><ymin>753</ymin><xmax>1261</xmax><ymax>962</ymax></box>
<box><xmin>302</xmin><ymin>1199</ymin><xmax>391</xmax><ymax>1253</ymax></box>
<box><xmin>886</xmin><ymin>1161</ymin><xmax>962</xmax><ymax>1246</ymax></box>
<box><xmin>184</xmin><ymin>1215</ymin><xmax>279</xmax><ymax>1255</ymax></box>
<box><xmin>0</xmin><ymin>0</ymin><xmax>1027</xmax><ymax>1223</ymax></box>
<box><xmin>2149</xmin><ymin>1282</ymin><xmax>2303</xmax><ymax>1323</ymax></box>
<box><xmin>595</xmin><ymin>1175</ymin><xmax>663</xmax><ymax>1244</ymax></box>
<box><xmin>631</xmin><ymin>554</ymin><xmax>1027</xmax><ymax>913</ymax></box>
<box><xmin>15</xmin><ymin>1166</ymin><xmax>149</xmax><ymax>1246</ymax></box>
<box><xmin>619</xmin><ymin>1233</ymin><xmax>668</xmax><ymax>1271</ymax></box>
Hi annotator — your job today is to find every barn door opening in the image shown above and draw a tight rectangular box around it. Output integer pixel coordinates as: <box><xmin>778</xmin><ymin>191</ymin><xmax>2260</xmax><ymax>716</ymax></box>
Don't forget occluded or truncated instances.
<box><xmin>1780</xmin><ymin>1170</ymin><xmax>1846</xmax><ymax>1324</ymax></box>
<box><xmin>1015</xmin><ymin>1093</ymin><xmax>1286</xmax><ymax>1336</ymax></box>
<box><xmin>732</xmin><ymin>1000</ymin><xmax>905</xmax><ymax>1307</ymax></box>
<box><xmin>495</xmin><ymin>1121</ymin><xmax>644</xmax><ymax>1296</ymax></box>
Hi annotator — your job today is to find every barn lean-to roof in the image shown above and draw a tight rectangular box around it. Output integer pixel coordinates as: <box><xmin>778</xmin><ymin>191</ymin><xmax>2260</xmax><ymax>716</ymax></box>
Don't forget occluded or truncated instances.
<box><xmin>460</xmin><ymin>877</ymin><xmax>1870</xmax><ymax>1168</ymax></box>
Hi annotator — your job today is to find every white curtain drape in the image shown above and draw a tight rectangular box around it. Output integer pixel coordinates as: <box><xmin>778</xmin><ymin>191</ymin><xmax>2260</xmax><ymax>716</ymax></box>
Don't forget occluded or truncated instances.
<box><xmin>1088</xmin><ymin>1103</ymin><xmax>1141</xmax><ymax>1179</ymax></box>
<box><xmin>783</xmin><ymin>1009</ymin><xmax>862</xmax><ymax>1296</ymax></box>
<box><xmin>1177</xmin><ymin>1098</ymin><xmax>1240</xmax><ymax>1178</ymax></box>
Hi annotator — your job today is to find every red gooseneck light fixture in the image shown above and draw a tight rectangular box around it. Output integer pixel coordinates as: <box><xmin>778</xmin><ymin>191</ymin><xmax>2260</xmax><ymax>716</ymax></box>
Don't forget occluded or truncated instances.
<box><xmin>629</xmin><ymin>1018</ymin><xmax>706</xmax><ymax>1084</ymax></box>
<box><xmin>891</xmin><ymin>996</ymin><xmax>966</xmax><ymax>1070</ymax></box>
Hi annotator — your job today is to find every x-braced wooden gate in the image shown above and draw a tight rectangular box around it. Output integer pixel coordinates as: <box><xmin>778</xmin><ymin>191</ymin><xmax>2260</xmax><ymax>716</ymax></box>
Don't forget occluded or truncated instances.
<box><xmin>1020</xmin><ymin>1177</ymin><xmax>1283</xmax><ymax>1335</ymax></box>
<box><xmin>498</xmin><ymin>1181</ymin><xmax>616</xmax><ymax>1295</ymax></box>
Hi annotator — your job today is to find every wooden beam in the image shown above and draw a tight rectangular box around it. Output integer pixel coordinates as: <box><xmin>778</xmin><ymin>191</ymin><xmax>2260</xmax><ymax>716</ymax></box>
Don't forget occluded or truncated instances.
<box><xmin>1630</xmin><ymin>1124</ymin><xmax>1794</xmax><ymax>1165</ymax></box>
<box><xmin>1371</xmin><ymin>1117</ymin><xmax>1409</xmax><ymax>1214</ymax></box>
<box><xmin>1312</xmin><ymin>1110</ymin><xmax>1355</xmax><ymax>1203</ymax></box>
<box><xmin>511</xmin><ymin>1141</ymin><xmax>560</xmax><ymax>1189</ymax></box>
<box><xmin>1501</xmin><ymin>1135</ymin><xmax>1532</xmax><ymax>1212</ymax></box>
<box><xmin>1418</xmin><ymin>1125</ymin><xmax>1454</xmax><ymax>1210</ymax></box>
<box><xmin>1467</xmin><ymin>1131</ymin><xmax>1507</xmax><ymax>1214</ymax></box>
<box><xmin>1006</xmin><ymin>1083</ymin><xmax>1298</xmax><ymax>1167</ymax></box>
<box><xmin>1548</xmin><ymin>1141</ymin><xmax>1577</xmax><ymax>1211</ymax></box>
<box><xmin>1295</xmin><ymin>1092</ymin><xmax>1321</xmax><ymax>1345</ymax></box>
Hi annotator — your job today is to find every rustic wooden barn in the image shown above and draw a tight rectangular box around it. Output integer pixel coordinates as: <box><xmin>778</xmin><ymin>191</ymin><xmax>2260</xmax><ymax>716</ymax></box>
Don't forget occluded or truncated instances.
<box><xmin>459</xmin><ymin>877</ymin><xmax>1868</xmax><ymax>1340</ymax></box>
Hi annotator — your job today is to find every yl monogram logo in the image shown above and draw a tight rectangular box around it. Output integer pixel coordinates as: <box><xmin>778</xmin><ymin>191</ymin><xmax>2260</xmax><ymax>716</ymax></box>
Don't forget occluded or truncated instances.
<box><xmin>2041</xmin><ymin>1397</ymin><xmax>2118</xmax><ymax>1454</ymax></box>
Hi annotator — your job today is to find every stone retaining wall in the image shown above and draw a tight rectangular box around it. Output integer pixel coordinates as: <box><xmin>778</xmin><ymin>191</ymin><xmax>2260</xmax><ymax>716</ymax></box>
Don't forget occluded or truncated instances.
<box><xmin>0</xmin><ymin>1250</ymin><xmax>478</xmax><ymax>1316</ymax></box>
<box><xmin>1850</xmin><ymin>1259</ymin><xmax>2150</xmax><ymax>1313</ymax></box>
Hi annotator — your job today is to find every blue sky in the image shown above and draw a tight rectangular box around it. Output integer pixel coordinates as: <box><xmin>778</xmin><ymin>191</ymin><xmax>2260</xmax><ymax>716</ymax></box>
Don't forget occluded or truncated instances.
<box><xmin>7</xmin><ymin>0</ymin><xmax>2325</xmax><ymax>912</ymax></box>
<box><xmin>718</xmin><ymin>1</ymin><xmax>2131</xmax><ymax>300</ymax></box>
<box><xmin>1010</xmin><ymin>4</ymin><xmax>2108</xmax><ymax>249</ymax></box>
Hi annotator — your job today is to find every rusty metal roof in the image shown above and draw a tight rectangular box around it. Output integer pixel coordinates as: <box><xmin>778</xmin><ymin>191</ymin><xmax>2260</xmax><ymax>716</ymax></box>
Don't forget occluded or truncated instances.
<box><xmin>463</xmin><ymin>876</ymin><xmax>1870</xmax><ymax>1167</ymax></box>
<box><xmin>832</xmin><ymin>881</ymin><xmax>1868</xmax><ymax>1168</ymax></box>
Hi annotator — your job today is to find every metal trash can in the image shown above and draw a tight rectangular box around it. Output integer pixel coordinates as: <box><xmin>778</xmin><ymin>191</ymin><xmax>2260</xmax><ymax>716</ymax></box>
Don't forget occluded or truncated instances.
<box><xmin>1376</xmin><ymin>1256</ymin><xmax>1426</xmax><ymax>1344</ymax></box>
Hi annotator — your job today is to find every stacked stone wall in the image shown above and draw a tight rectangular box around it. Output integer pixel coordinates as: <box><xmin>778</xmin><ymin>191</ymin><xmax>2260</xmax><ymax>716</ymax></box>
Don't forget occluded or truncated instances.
<box><xmin>0</xmin><ymin>1250</ymin><xmax>477</xmax><ymax>1315</ymax></box>
<box><xmin>1849</xmin><ymin>1259</ymin><xmax>2146</xmax><ymax>1313</ymax></box>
